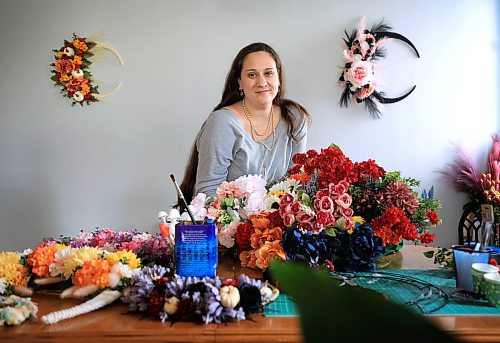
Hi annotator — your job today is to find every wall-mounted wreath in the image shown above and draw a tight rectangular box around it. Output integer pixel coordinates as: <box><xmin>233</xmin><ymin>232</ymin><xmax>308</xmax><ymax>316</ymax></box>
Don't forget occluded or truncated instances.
<box><xmin>339</xmin><ymin>17</ymin><xmax>420</xmax><ymax>118</ymax></box>
<box><xmin>50</xmin><ymin>34</ymin><xmax>123</xmax><ymax>106</ymax></box>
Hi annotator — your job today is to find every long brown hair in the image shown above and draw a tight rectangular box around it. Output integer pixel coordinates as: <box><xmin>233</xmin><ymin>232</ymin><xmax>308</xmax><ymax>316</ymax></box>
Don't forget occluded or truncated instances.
<box><xmin>178</xmin><ymin>42</ymin><xmax>310</xmax><ymax>206</ymax></box>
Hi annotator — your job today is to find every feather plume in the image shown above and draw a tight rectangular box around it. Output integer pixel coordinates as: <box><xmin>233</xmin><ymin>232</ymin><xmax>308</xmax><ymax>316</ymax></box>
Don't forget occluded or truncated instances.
<box><xmin>438</xmin><ymin>143</ymin><xmax>481</xmax><ymax>194</ymax></box>
<box><xmin>357</xmin><ymin>16</ymin><xmax>366</xmax><ymax>36</ymax></box>
<box><xmin>370</xmin><ymin>19</ymin><xmax>392</xmax><ymax>34</ymax></box>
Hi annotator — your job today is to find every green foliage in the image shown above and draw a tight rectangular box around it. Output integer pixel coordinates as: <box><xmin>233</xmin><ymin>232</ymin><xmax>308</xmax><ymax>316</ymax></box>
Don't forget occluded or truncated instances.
<box><xmin>270</xmin><ymin>260</ymin><xmax>458</xmax><ymax>343</ymax></box>
<box><xmin>423</xmin><ymin>248</ymin><xmax>455</xmax><ymax>271</ymax></box>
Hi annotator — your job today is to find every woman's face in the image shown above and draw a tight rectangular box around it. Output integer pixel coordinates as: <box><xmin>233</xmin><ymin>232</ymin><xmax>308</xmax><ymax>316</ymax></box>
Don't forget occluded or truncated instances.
<box><xmin>239</xmin><ymin>51</ymin><xmax>280</xmax><ymax>108</ymax></box>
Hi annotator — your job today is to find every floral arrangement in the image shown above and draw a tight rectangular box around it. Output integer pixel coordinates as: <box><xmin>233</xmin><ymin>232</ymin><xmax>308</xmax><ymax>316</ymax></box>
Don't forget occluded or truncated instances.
<box><xmin>51</xmin><ymin>34</ymin><xmax>99</xmax><ymax>106</ymax></box>
<box><xmin>1</xmin><ymin>227</ymin><xmax>279</xmax><ymax>326</ymax></box>
<box><xmin>0</xmin><ymin>228</ymin><xmax>176</xmax><ymax>325</ymax></box>
<box><xmin>194</xmin><ymin>144</ymin><xmax>441</xmax><ymax>272</ymax></box>
<box><xmin>439</xmin><ymin>134</ymin><xmax>500</xmax><ymax>223</ymax></box>
<box><xmin>338</xmin><ymin>17</ymin><xmax>420</xmax><ymax>118</ymax></box>
<box><xmin>50</xmin><ymin>33</ymin><xmax>123</xmax><ymax>106</ymax></box>
<box><xmin>122</xmin><ymin>265</ymin><xmax>277</xmax><ymax>324</ymax></box>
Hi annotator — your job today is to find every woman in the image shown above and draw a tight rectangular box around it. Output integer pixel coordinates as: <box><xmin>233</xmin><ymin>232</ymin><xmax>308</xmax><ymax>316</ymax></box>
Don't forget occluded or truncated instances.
<box><xmin>179</xmin><ymin>42</ymin><xmax>311</xmax><ymax>204</ymax></box>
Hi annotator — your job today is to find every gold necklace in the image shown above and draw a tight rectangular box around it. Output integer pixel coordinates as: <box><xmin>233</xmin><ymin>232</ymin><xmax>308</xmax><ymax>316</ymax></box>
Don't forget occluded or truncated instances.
<box><xmin>259</xmin><ymin>124</ymin><xmax>276</xmax><ymax>152</ymax></box>
<box><xmin>242</xmin><ymin>99</ymin><xmax>273</xmax><ymax>137</ymax></box>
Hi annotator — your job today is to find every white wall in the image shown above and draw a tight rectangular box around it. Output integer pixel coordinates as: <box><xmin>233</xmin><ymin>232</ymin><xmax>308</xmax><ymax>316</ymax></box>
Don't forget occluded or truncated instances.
<box><xmin>0</xmin><ymin>0</ymin><xmax>498</xmax><ymax>251</ymax></box>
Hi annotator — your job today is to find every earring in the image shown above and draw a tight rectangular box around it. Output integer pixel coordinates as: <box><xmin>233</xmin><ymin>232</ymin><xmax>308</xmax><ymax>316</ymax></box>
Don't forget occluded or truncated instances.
<box><xmin>239</xmin><ymin>88</ymin><xmax>244</xmax><ymax>97</ymax></box>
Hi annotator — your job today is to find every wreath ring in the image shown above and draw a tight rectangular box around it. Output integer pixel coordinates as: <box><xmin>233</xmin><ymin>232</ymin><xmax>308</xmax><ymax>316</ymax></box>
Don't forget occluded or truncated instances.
<box><xmin>50</xmin><ymin>33</ymin><xmax>124</xmax><ymax>106</ymax></box>
<box><xmin>339</xmin><ymin>17</ymin><xmax>420</xmax><ymax>118</ymax></box>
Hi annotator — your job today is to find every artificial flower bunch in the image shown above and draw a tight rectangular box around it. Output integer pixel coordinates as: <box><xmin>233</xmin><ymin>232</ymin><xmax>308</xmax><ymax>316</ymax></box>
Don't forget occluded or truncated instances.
<box><xmin>192</xmin><ymin>144</ymin><xmax>442</xmax><ymax>272</ymax></box>
<box><xmin>440</xmin><ymin>134</ymin><xmax>500</xmax><ymax>222</ymax></box>
<box><xmin>0</xmin><ymin>251</ymin><xmax>31</xmax><ymax>296</ymax></box>
<box><xmin>122</xmin><ymin>265</ymin><xmax>277</xmax><ymax>324</ymax></box>
<box><xmin>50</xmin><ymin>34</ymin><xmax>99</xmax><ymax>106</ymax></box>
<box><xmin>58</xmin><ymin>227</ymin><xmax>174</xmax><ymax>268</ymax></box>
<box><xmin>203</xmin><ymin>175</ymin><xmax>268</xmax><ymax>249</ymax></box>
<box><xmin>25</xmin><ymin>240</ymin><xmax>141</xmax><ymax>297</ymax></box>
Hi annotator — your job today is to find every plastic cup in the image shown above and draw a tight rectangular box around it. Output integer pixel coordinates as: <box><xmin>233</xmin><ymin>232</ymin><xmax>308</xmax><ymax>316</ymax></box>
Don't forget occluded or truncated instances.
<box><xmin>452</xmin><ymin>245</ymin><xmax>491</xmax><ymax>292</ymax></box>
<box><xmin>484</xmin><ymin>272</ymin><xmax>500</xmax><ymax>307</ymax></box>
<box><xmin>471</xmin><ymin>263</ymin><xmax>499</xmax><ymax>295</ymax></box>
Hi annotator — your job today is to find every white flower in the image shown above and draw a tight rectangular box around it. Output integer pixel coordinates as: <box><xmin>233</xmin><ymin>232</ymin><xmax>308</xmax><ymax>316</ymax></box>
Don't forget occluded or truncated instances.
<box><xmin>63</xmin><ymin>47</ymin><xmax>75</xmax><ymax>56</ymax></box>
<box><xmin>71</xmin><ymin>69</ymin><xmax>84</xmax><ymax>78</ymax></box>
<box><xmin>263</xmin><ymin>194</ymin><xmax>281</xmax><ymax>212</ymax></box>
<box><xmin>21</xmin><ymin>249</ymin><xmax>32</xmax><ymax>257</ymax></box>
<box><xmin>269</xmin><ymin>179</ymin><xmax>301</xmax><ymax>194</ymax></box>
<box><xmin>49</xmin><ymin>247</ymin><xmax>74</xmax><ymax>278</ymax></box>
<box><xmin>73</xmin><ymin>91</ymin><xmax>84</xmax><ymax>102</ymax></box>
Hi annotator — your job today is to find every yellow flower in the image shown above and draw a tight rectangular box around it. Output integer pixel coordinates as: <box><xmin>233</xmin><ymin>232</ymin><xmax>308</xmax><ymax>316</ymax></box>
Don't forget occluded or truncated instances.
<box><xmin>265</xmin><ymin>190</ymin><xmax>286</xmax><ymax>199</ymax></box>
<box><xmin>348</xmin><ymin>216</ymin><xmax>366</xmax><ymax>234</ymax></box>
<box><xmin>0</xmin><ymin>252</ymin><xmax>29</xmax><ymax>287</ymax></box>
<box><xmin>106</xmin><ymin>250</ymin><xmax>140</xmax><ymax>270</ymax></box>
<box><xmin>63</xmin><ymin>247</ymin><xmax>102</xmax><ymax>279</ymax></box>
<box><xmin>59</xmin><ymin>74</ymin><xmax>71</xmax><ymax>82</ymax></box>
<box><xmin>80</xmin><ymin>82</ymin><xmax>90</xmax><ymax>95</ymax></box>
<box><xmin>73</xmin><ymin>55</ymin><xmax>82</xmax><ymax>66</ymax></box>
<box><xmin>72</xmin><ymin>39</ymin><xmax>88</xmax><ymax>53</ymax></box>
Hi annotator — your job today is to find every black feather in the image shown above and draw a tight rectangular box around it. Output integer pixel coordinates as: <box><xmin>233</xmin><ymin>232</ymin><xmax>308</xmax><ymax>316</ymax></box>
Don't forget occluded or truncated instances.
<box><xmin>343</xmin><ymin>29</ymin><xmax>357</xmax><ymax>49</ymax></box>
<box><xmin>371</xmin><ymin>46</ymin><xmax>386</xmax><ymax>61</ymax></box>
<box><xmin>370</xmin><ymin>19</ymin><xmax>392</xmax><ymax>34</ymax></box>
<box><xmin>364</xmin><ymin>97</ymin><xmax>382</xmax><ymax>119</ymax></box>
<box><xmin>339</xmin><ymin>86</ymin><xmax>351</xmax><ymax>108</ymax></box>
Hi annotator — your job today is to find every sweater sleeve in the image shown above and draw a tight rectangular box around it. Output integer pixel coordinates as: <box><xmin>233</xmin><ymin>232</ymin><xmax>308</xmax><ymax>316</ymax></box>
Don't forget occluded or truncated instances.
<box><xmin>288</xmin><ymin>109</ymin><xmax>308</xmax><ymax>169</ymax></box>
<box><xmin>195</xmin><ymin>111</ymin><xmax>237</xmax><ymax>197</ymax></box>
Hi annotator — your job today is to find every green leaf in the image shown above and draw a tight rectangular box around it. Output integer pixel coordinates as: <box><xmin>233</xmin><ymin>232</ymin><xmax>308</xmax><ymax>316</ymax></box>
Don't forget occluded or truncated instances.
<box><xmin>323</xmin><ymin>226</ymin><xmax>336</xmax><ymax>237</ymax></box>
<box><xmin>270</xmin><ymin>261</ymin><xmax>459</xmax><ymax>343</ymax></box>
<box><xmin>423</xmin><ymin>251</ymin><xmax>435</xmax><ymax>258</ymax></box>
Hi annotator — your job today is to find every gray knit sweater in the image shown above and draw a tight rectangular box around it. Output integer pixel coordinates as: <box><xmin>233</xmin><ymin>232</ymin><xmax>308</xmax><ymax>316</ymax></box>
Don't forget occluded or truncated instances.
<box><xmin>194</xmin><ymin>107</ymin><xmax>307</xmax><ymax>197</ymax></box>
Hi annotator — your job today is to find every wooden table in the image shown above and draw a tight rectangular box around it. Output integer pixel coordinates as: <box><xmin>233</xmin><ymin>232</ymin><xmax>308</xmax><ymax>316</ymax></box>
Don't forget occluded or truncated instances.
<box><xmin>1</xmin><ymin>245</ymin><xmax>500</xmax><ymax>343</ymax></box>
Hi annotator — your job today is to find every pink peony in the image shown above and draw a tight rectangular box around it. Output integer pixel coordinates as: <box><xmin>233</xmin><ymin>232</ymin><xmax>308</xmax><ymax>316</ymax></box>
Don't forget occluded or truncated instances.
<box><xmin>344</xmin><ymin>59</ymin><xmax>373</xmax><ymax>89</ymax></box>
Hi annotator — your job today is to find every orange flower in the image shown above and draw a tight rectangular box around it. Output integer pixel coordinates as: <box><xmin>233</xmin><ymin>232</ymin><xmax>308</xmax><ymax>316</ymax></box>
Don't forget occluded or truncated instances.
<box><xmin>250</xmin><ymin>227</ymin><xmax>283</xmax><ymax>249</ymax></box>
<box><xmin>73</xmin><ymin>38</ymin><xmax>88</xmax><ymax>53</ymax></box>
<box><xmin>59</xmin><ymin>74</ymin><xmax>71</xmax><ymax>82</ymax></box>
<box><xmin>73</xmin><ymin>55</ymin><xmax>82</xmax><ymax>67</ymax></box>
<box><xmin>55</xmin><ymin>59</ymin><xmax>74</xmax><ymax>75</ymax></box>
<box><xmin>253</xmin><ymin>241</ymin><xmax>286</xmax><ymax>270</ymax></box>
<box><xmin>80</xmin><ymin>80</ymin><xmax>91</xmax><ymax>95</ymax></box>
<box><xmin>28</xmin><ymin>243</ymin><xmax>67</xmax><ymax>278</ymax></box>
<box><xmin>73</xmin><ymin>259</ymin><xmax>112</xmax><ymax>289</ymax></box>
<box><xmin>289</xmin><ymin>173</ymin><xmax>311</xmax><ymax>184</ymax></box>
<box><xmin>65</xmin><ymin>77</ymin><xmax>83</xmax><ymax>93</ymax></box>
<box><xmin>239</xmin><ymin>250</ymin><xmax>257</xmax><ymax>269</ymax></box>
<box><xmin>249</xmin><ymin>214</ymin><xmax>270</xmax><ymax>230</ymax></box>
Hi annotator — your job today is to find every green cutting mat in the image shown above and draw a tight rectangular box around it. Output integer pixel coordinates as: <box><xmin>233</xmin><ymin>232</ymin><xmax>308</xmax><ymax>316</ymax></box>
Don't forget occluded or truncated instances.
<box><xmin>263</xmin><ymin>269</ymin><xmax>500</xmax><ymax>317</ymax></box>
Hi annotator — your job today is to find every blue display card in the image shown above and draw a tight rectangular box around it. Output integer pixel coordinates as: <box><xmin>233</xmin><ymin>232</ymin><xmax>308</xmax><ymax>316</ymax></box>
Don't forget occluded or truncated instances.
<box><xmin>175</xmin><ymin>223</ymin><xmax>218</xmax><ymax>278</ymax></box>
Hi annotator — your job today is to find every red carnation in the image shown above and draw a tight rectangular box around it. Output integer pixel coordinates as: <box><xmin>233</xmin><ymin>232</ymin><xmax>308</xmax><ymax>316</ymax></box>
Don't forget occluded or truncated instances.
<box><xmin>292</xmin><ymin>152</ymin><xmax>307</xmax><ymax>165</ymax></box>
<box><xmin>425</xmin><ymin>210</ymin><xmax>439</xmax><ymax>225</ymax></box>
<box><xmin>419</xmin><ymin>233</ymin><xmax>436</xmax><ymax>244</ymax></box>
<box><xmin>235</xmin><ymin>221</ymin><xmax>254</xmax><ymax>254</ymax></box>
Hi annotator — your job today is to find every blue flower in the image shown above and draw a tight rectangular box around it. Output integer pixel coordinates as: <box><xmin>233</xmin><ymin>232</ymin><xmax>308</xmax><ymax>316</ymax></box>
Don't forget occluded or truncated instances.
<box><xmin>331</xmin><ymin>222</ymin><xmax>384</xmax><ymax>272</ymax></box>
